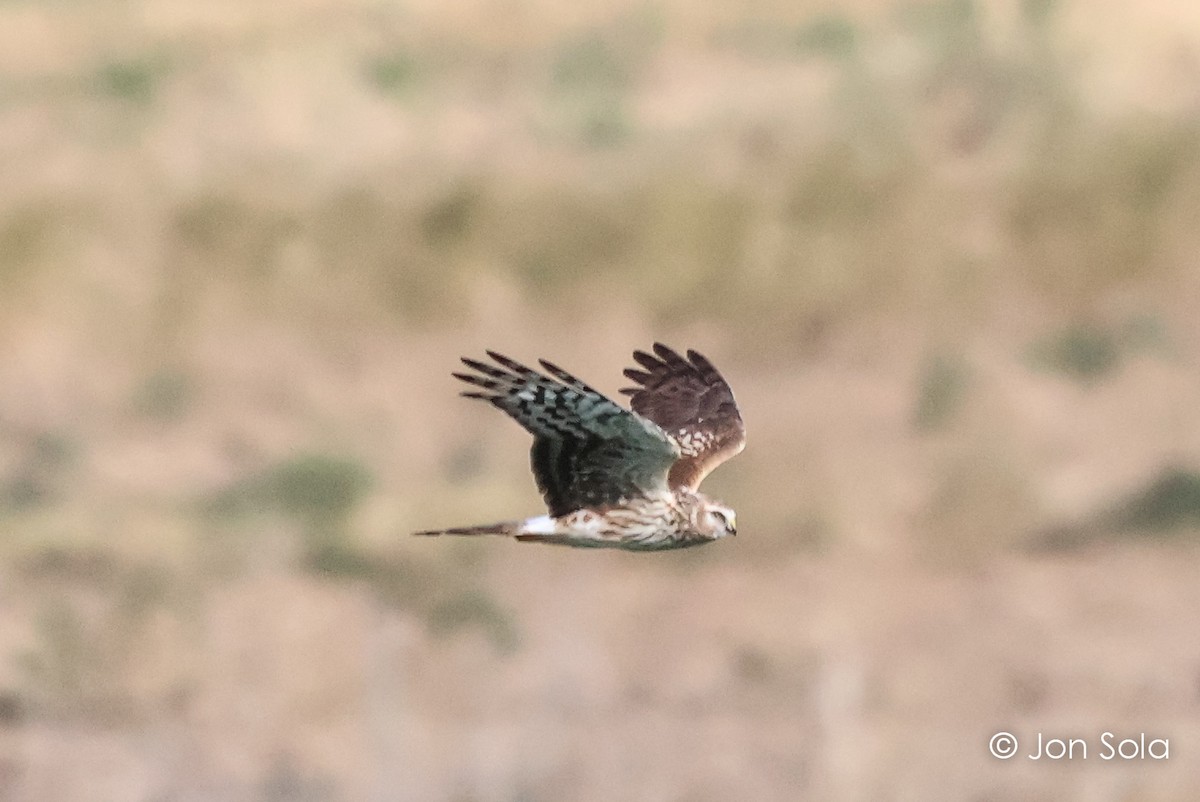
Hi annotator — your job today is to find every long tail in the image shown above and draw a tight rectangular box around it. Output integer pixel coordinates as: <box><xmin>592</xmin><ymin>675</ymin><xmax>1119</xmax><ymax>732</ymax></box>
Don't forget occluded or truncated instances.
<box><xmin>413</xmin><ymin>521</ymin><xmax>521</xmax><ymax>537</ymax></box>
<box><xmin>414</xmin><ymin>514</ymin><xmax>557</xmax><ymax>539</ymax></box>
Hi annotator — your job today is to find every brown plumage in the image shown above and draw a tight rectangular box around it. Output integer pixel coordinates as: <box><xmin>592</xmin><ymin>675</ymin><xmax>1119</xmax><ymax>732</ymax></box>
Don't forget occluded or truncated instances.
<box><xmin>414</xmin><ymin>344</ymin><xmax>745</xmax><ymax>550</ymax></box>
<box><xmin>620</xmin><ymin>343</ymin><xmax>746</xmax><ymax>491</ymax></box>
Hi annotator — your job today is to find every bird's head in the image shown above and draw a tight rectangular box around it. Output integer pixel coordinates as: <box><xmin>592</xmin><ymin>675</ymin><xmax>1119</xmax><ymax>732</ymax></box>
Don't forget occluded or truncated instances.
<box><xmin>695</xmin><ymin>498</ymin><xmax>737</xmax><ymax>539</ymax></box>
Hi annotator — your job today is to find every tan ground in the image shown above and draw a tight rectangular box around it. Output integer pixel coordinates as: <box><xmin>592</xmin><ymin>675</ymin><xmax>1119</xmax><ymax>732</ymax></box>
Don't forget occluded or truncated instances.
<box><xmin>2</xmin><ymin>0</ymin><xmax>1200</xmax><ymax>800</ymax></box>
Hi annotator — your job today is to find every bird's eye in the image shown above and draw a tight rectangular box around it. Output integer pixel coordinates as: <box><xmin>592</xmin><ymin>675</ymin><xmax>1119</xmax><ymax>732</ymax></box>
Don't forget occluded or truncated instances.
<box><xmin>711</xmin><ymin>510</ymin><xmax>727</xmax><ymax>525</ymax></box>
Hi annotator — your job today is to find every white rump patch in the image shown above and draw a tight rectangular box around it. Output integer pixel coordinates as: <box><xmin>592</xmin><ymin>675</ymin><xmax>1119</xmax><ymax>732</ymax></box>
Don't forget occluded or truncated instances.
<box><xmin>520</xmin><ymin>515</ymin><xmax>555</xmax><ymax>534</ymax></box>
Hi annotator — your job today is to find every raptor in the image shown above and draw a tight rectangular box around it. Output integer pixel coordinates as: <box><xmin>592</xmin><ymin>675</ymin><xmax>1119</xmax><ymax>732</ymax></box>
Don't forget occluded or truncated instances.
<box><xmin>415</xmin><ymin>343</ymin><xmax>745</xmax><ymax>550</ymax></box>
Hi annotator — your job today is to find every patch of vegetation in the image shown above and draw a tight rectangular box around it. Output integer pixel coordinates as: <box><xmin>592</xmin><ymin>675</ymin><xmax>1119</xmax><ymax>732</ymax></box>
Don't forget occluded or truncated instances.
<box><xmin>543</xmin><ymin>26</ymin><xmax>651</xmax><ymax>147</ymax></box>
<box><xmin>364</xmin><ymin>50</ymin><xmax>422</xmax><ymax>95</ymax></box>
<box><xmin>1021</xmin><ymin>0</ymin><xmax>1062</xmax><ymax>28</ymax></box>
<box><xmin>712</xmin><ymin>10</ymin><xmax>857</xmax><ymax>61</ymax></box>
<box><xmin>261</xmin><ymin>753</ymin><xmax>337</xmax><ymax>802</ymax></box>
<box><xmin>427</xmin><ymin>590</ymin><xmax>520</xmax><ymax>654</ymax></box>
<box><xmin>795</xmin><ymin>13</ymin><xmax>859</xmax><ymax>59</ymax></box>
<box><xmin>205</xmin><ymin>452</ymin><xmax>373</xmax><ymax>564</ymax></box>
<box><xmin>173</xmin><ymin>195</ymin><xmax>302</xmax><ymax>282</ymax></box>
<box><xmin>0</xmin><ymin>431</ymin><xmax>80</xmax><ymax>511</ymax></box>
<box><xmin>1009</xmin><ymin>118</ymin><xmax>1200</xmax><ymax>302</ymax></box>
<box><xmin>131</xmin><ymin>368</ymin><xmax>193</xmax><ymax>422</ymax></box>
<box><xmin>505</xmin><ymin>186</ymin><xmax>642</xmax><ymax>294</ymax></box>
<box><xmin>211</xmin><ymin>453</ymin><xmax>370</xmax><ymax>522</ymax></box>
<box><xmin>913</xmin><ymin>353</ymin><xmax>969</xmax><ymax>431</ymax></box>
<box><xmin>116</xmin><ymin>561</ymin><xmax>174</xmax><ymax>619</ymax></box>
<box><xmin>0</xmin><ymin>202</ymin><xmax>63</xmax><ymax>288</ymax></box>
<box><xmin>307</xmin><ymin>189</ymin><xmax>473</xmax><ymax>325</ymax></box>
<box><xmin>1115</xmin><ymin>468</ymin><xmax>1200</xmax><ymax>533</ymax></box>
<box><xmin>1025</xmin><ymin>314</ymin><xmax>1175</xmax><ymax>383</ymax></box>
<box><xmin>550</xmin><ymin>34</ymin><xmax>631</xmax><ymax>93</ymax></box>
<box><xmin>261</xmin><ymin>454</ymin><xmax>372</xmax><ymax>528</ymax></box>
<box><xmin>542</xmin><ymin>90</ymin><xmax>634</xmax><ymax>148</ymax></box>
<box><xmin>93</xmin><ymin>55</ymin><xmax>170</xmax><ymax>104</ymax></box>
<box><xmin>15</xmin><ymin>544</ymin><xmax>121</xmax><ymax>585</ymax></box>
<box><xmin>0</xmin><ymin>690</ymin><xmax>23</xmax><ymax>727</ymax></box>
<box><xmin>733</xmin><ymin>645</ymin><xmax>773</xmax><ymax>684</ymax></box>
<box><xmin>1121</xmin><ymin>312</ymin><xmax>1173</xmax><ymax>357</ymax></box>
<box><xmin>897</xmin><ymin>0</ymin><xmax>981</xmax><ymax>47</ymax></box>
<box><xmin>1026</xmin><ymin>324</ymin><xmax>1121</xmax><ymax>382</ymax></box>
<box><xmin>17</xmin><ymin>598</ymin><xmax>90</xmax><ymax>713</ymax></box>
<box><xmin>579</xmin><ymin>96</ymin><xmax>633</xmax><ymax>147</ymax></box>
<box><xmin>304</xmin><ymin>544</ymin><xmax>432</xmax><ymax>607</ymax></box>
<box><xmin>1033</xmin><ymin>467</ymin><xmax>1200</xmax><ymax>551</ymax></box>
<box><xmin>421</xmin><ymin>184</ymin><xmax>482</xmax><ymax>247</ymax></box>
<box><xmin>16</xmin><ymin>561</ymin><xmax>179</xmax><ymax>721</ymax></box>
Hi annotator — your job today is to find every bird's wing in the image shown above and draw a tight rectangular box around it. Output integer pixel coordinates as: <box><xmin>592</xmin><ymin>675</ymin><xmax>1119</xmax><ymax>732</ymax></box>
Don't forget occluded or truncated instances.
<box><xmin>454</xmin><ymin>351</ymin><xmax>679</xmax><ymax>518</ymax></box>
<box><xmin>619</xmin><ymin>343</ymin><xmax>745</xmax><ymax>491</ymax></box>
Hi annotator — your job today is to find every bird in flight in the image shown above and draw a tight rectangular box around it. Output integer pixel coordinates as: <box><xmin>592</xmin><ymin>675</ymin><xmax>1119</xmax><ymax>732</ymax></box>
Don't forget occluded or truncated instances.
<box><xmin>415</xmin><ymin>343</ymin><xmax>745</xmax><ymax>550</ymax></box>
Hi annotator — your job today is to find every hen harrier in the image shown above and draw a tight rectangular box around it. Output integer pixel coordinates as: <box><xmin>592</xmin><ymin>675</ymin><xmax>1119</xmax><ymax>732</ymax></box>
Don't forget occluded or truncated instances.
<box><xmin>415</xmin><ymin>343</ymin><xmax>745</xmax><ymax>550</ymax></box>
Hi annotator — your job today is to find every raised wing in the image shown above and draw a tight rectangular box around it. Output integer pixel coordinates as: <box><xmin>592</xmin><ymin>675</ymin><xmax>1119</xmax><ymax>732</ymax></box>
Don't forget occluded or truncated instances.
<box><xmin>619</xmin><ymin>343</ymin><xmax>745</xmax><ymax>490</ymax></box>
<box><xmin>454</xmin><ymin>351</ymin><xmax>679</xmax><ymax>517</ymax></box>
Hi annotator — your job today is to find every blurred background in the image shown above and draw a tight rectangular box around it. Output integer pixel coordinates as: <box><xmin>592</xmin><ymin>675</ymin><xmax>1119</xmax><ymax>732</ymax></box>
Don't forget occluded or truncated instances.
<box><xmin>2</xmin><ymin>0</ymin><xmax>1200</xmax><ymax>799</ymax></box>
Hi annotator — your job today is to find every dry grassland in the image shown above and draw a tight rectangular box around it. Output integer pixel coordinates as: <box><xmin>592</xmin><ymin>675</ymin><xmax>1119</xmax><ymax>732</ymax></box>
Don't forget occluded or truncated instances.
<box><xmin>2</xmin><ymin>0</ymin><xmax>1200</xmax><ymax>799</ymax></box>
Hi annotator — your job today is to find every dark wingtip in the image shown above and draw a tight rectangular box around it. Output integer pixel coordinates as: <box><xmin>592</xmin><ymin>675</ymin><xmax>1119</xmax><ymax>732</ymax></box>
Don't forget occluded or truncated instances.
<box><xmin>486</xmin><ymin>350</ymin><xmax>536</xmax><ymax>375</ymax></box>
<box><xmin>631</xmin><ymin>349</ymin><xmax>660</xmax><ymax>370</ymax></box>
<box><xmin>537</xmin><ymin>358</ymin><xmax>569</xmax><ymax>379</ymax></box>
<box><xmin>686</xmin><ymin>349</ymin><xmax>718</xmax><ymax>375</ymax></box>
<box><xmin>454</xmin><ymin>373</ymin><xmax>499</xmax><ymax>390</ymax></box>
<box><xmin>460</xmin><ymin>356</ymin><xmax>498</xmax><ymax>374</ymax></box>
<box><xmin>623</xmin><ymin>367</ymin><xmax>651</xmax><ymax>383</ymax></box>
<box><xmin>652</xmin><ymin>342</ymin><xmax>688</xmax><ymax>367</ymax></box>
